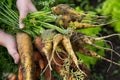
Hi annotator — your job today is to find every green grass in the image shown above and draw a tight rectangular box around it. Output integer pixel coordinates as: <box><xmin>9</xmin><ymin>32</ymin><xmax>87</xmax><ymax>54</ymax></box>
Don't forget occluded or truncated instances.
<box><xmin>0</xmin><ymin>46</ymin><xmax>18</xmax><ymax>79</ymax></box>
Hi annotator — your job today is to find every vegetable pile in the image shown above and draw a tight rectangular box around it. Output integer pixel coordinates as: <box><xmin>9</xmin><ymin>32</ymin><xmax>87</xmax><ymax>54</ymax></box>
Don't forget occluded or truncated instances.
<box><xmin>1</xmin><ymin>4</ymin><xmax>120</xmax><ymax>80</ymax></box>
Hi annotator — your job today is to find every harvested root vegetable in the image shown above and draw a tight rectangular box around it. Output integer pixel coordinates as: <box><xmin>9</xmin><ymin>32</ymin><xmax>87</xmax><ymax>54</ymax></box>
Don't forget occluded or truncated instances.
<box><xmin>54</xmin><ymin>45</ymin><xmax>90</xmax><ymax>79</ymax></box>
<box><xmin>40</xmin><ymin>30</ymin><xmax>56</xmax><ymax>70</ymax></box>
<box><xmin>41</xmin><ymin>41</ymin><xmax>52</xmax><ymax>70</ymax></box>
<box><xmin>16</xmin><ymin>32</ymin><xmax>34</xmax><ymax>80</ymax></box>
<box><xmin>9</xmin><ymin>74</ymin><xmax>16</xmax><ymax>80</ymax></box>
<box><xmin>39</xmin><ymin>58</ymin><xmax>45</xmax><ymax>70</ymax></box>
<box><xmin>34</xmin><ymin>35</ymin><xmax>52</xmax><ymax>71</ymax></box>
<box><xmin>34</xmin><ymin>63</ymin><xmax>41</xmax><ymax>80</ymax></box>
<box><xmin>69</xmin><ymin>21</ymin><xmax>100</xmax><ymax>29</ymax></box>
<box><xmin>33</xmin><ymin>51</ymin><xmax>41</xmax><ymax>62</ymax></box>
<box><xmin>71</xmin><ymin>32</ymin><xmax>120</xmax><ymax>66</ymax></box>
<box><xmin>62</xmin><ymin>35</ymin><xmax>79</xmax><ymax>69</ymax></box>
<box><xmin>40</xmin><ymin>55</ymin><xmax>54</xmax><ymax>80</ymax></box>
<box><xmin>61</xmin><ymin>36</ymin><xmax>84</xmax><ymax>78</ymax></box>
<box><xmin>53</xmin><ymin>53</ymin><xmax>70</xmax><ymax>79</ymax></box>
<box><xmin>49</xmin><ymin>34</ymin><xmax>63</xmax><ymax>67</ymax></box>
<box><xmin>34</xmin><ymin>36</ymin><xmax>43</xmax><ymax>53</ymax></box>
<box><xmin>79</xmin><ymin>46</ymin><xmax>120</xmax><ymax>66</ymax></box>
<box><xmin>56</xmin><ymin>15</ymin><xmax>85</xmax><ymax>28</ymax></box>
<box><xmin>70</xmin><ymin>61</ymin><xmax>93</xmax><ymax>80</ymax></box>
<box><xmin>52</xmin><ymin>4</ymin><xmax>111</xmax><ymax>29</ymax></box>
<box><xmin>44</xmin><ymin>66</ymin><xmax>54</xmax><ymax>80</ymax></box>
<box><xmin>33</xmin><ymin>51</ymin><xmax>41</xmax><ymax>80</ymax></box>
<box><xmin>18</xmin><ymin>66</ymin><xmax>23</xmax><ymax>80</ymax></box>
<box><xmin>52</xmin><ymin>4</ymin><xmax>79</xmax><ymax>15</ymax></box>
<box><xmin>56</xmin><ymin>15</ymin><xmax>71</xmax><ymax>28</ymax></box>
<box><xmin>2</xmin><ymin>73</ymin><xmax>17</xmax><ymax>80</ymax></box>
<box><xmin>33</xmin><ymin>50</ymin><xmax>45</xmax><ymax>70</ymax></box>
<box><xmin>56</xmin><ymin>16</ymin><xmax>97</xmax><ymax>29</ymax></box>
<box><xmin>53</xmin><ymin>53</ymin><xmax>87</xmax><ymax>80</ymax></box>
<box><xmin>62</xmin><ymin>35</ymin><xmax>87</xmax><ymax>79</ymax></box>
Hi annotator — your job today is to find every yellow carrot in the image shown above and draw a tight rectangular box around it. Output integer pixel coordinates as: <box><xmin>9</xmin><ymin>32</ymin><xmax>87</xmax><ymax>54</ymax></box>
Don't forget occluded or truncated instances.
<box><xmin>16</xmin><ymin>32</ymin><xmax>34</xmax><ymax>80</ymax></box>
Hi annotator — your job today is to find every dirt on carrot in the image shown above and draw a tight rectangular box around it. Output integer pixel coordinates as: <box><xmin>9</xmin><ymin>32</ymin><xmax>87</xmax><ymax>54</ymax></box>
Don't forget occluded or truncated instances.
<box><xmin>62</xmin><ymin>35</ymin><xmax>79</xmax><ymax>69</ymax></box>
<box><xmin>16</xmin><ymin>32</ymin><xmax>34</xmax><ymax>80</ymax></box>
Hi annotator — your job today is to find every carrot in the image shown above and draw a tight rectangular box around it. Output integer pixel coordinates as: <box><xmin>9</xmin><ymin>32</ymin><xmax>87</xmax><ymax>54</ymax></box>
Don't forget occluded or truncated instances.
<box><xmin>62</xmin><ymin>36</ymin><xmax>87</xmax><ymax>79</ymax></box>
<box><xmin>52</xmin><ymin>4</ymin><xmax>79</xmax><ymax>15</ymax></box>
<box><xmin>3</xmin><ymin>73</ymin><xmax>17</xmax><ymax>80</ymax></box>
<box><xmin>39</xmin><ymin>30</ymin><xmax>56</xmax><ymax>70</ymax></box>
<box><xmin>53</xmin><ymin>53</ymin><xmax>71</xmax><ymax>79</ymax></box>
<box><xmin>34</xmin><ymin>62</ymin><xmax>40</xmax><ymax>80</ymax></box>
<box><xmin>69</xmin><ymin>21</ymin><xmax>98</xmax><ymax>29</ymax></box>
<box><xmin>42</xmin><ymin>41</ymin><xmax>52</xmax><ymax>70</ymax></box>
<box><xmin>57</xmin><ymin>18</ymin><xmax>104</xmax><ymax>29</ymax></box>
<box><xmin>48</xmin><ymin>34</ymin><xmax>63</xmax><ymax>68</ymax></box>
<box><xmin>71</xmin><ymin>62</ymin><xmax>93</xmax><ymax>80</ymax></box>
<box><xmin>33</xmin><ymin>51</ymin><xmax>41</xmax><ymax>62</ymax></box>
<box><xmin>18</xmin><ymin>66</ymin><xmax>23</xmax><ymax>80</ymax></box>
<box><xmin>33</xmin><ymin>51</ymin><xmax>41</xmax><ymax>80</ymax></box>
<box><xmin>75</xmin><ymin>33</ymin><xmax>120</xmax><ymax>61</ymax></box>
<box><xmin>34</xmin><ymin>36</ymin><xmax>43</xmax><ymax>53</ymax></box>
<box><xmin>44</xmin><ymin>67</ymin><xmax>54</xmax><ymax>80</ymax></box>
<box><xmin>9</xmin><ymin>74</ymin><xmax>16</xmax><ymax>80</ymax></box>
<box><xmin>62</xmin><ymin>35</ymin><xmax>79</xmax><ymax>69</ymax></box>
<box><xmin>71</xmin><ymin>32</ymin><xmax>120</xmax><ymax>66</ymax></box>
<box><xmin>56</xmin><ymin>15</ymin><xmax>71</xmax><ymax>28</ymax></box>
<box><xmin>52</xmin><ymin>52</ymin><xmax>64</xmax><ymax>65</ymax></box>
<box><xmin>39</xmin><ymin>58</ymin><xmax>45</xmax><ymax>70</ymax></box>
<box><xmin>79</xmin><ymin>46</ymin><xmax>120</xmax><ymax>66</ymax></box>
<box><xmin>69</xmin><ymin>20</ymin><xmax>114</xmax><ymax>29</ymax></box>
<box><xmin>8</xmin><ymin>73</ymin><xmax>17</xmax><ymax>80</ymax></box>
<box><xmin>56</xmin><ymin>14</ymin><xmax>85</xmax><ymax>28</ymax></box>
<box><xmin>40</xmin><ymin>55</ymin><xmax>54</xmax><ymax>80</ymax></box>
<box><xmin>16</xmin><ymin>32</ymin><xmax>34</xmax><ymax>80</ymax></box>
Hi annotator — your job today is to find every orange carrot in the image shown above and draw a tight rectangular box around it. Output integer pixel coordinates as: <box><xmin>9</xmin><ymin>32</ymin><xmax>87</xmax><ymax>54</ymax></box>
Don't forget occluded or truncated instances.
<box><xmin>34</xmin><ymin>36</ymin><xmax>44</xmax><ymax>56</ymax></box>
<box><xmin>33</xmin><ymin>51</ymin><xmax>41</xmax><ymax>62</ymax></box>
<box><xmin>8</xmin><ymin>73</ymin><xmax>17</xmax><ymax>80</ymax></box>
<box><xmin>39</xmin><ymin>58</ymin><xmax>45</xmax><ymax>70</ymax></box>
<box><xmin>44</xmin><ymin>67</ymin><xmax>54</xmax><ymax>80</ymax></box>
<box><xmin>79</xmin><ymin>46</ymin><xmax>120</xmax><ymax>66</ymax></box>
<box><xmin>2</xmin><ymin>73</ymin><xmax>17</xmax><ymax>80</ymax></box>
<box><xmin>18</xmin><ymin>66</ymin><xmax>23</xmax><ymax>80</ymax></box>
<box><xmin>34</xmin><ymin>63</ymin><xmax>40</xmax><ymax>80</ymax></box>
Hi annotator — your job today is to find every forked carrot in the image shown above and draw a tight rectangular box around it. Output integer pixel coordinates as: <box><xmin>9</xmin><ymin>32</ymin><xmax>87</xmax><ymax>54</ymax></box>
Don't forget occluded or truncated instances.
<box><xmin>41</xmin><ymin>41</ymin><xmax>52</xmax><ymax>70</ymax></box>
<box><xmin>49</xmin><ymin>34</ymin><xmax>63</xmax><ymax>68</ymax></box>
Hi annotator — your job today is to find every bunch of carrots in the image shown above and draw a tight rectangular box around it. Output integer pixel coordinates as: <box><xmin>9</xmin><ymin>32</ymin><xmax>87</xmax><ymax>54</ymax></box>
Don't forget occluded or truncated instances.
<box><xmin>1</xmin><ymin>4</ymin><xmax>120</xmax><ymax>80</ymax></box>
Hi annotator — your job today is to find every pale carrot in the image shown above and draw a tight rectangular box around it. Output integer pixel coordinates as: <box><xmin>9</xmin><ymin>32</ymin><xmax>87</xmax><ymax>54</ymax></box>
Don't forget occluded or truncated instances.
<box><xmin>48</xmin><ymin>34</ymin><xmax>63</xmax><ymax>69</ymax></box>
<box><xmin>16</xmin><ymin>32</ymin><xmax>34</xmax><ymax>80</ymax></box>
<box><xmin>42</xmin><ymin>41</ymin><xmax>52</xmax><ymax>70</ymax></box>
<box><xmin>62</xmin><ymin>36</ymin><xmax>79</xmax><ymax>69</ymax></box>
